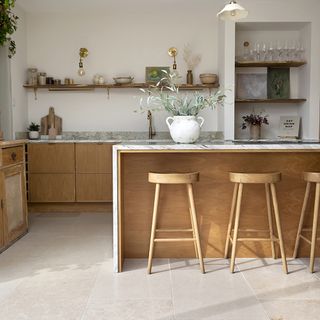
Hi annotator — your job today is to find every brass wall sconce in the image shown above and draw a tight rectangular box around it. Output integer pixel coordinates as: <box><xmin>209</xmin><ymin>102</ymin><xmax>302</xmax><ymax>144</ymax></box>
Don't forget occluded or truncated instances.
<box><xmin>78</xmin><ymin>48</ymin><xmax>89</xmax><ymax>76</ymax></box>
<box><xmin>168</xmin><ymin>47</ymin><xmax>178</xmax><ymax>70</ymax></box>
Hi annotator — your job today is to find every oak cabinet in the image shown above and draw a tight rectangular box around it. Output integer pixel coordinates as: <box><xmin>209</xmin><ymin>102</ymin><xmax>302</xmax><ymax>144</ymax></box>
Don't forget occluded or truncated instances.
<box><xmin>29</xmin><ymin>174</ymin><xmax>75</xmax><ymax>202</ymax></box>
<box><xmin>75</xmin><ymin>143</ymin><xmax>113</xmax><ymax>202</ymax></box>
<box><xmin>2</xmin><ymin>164</ymin><xmax>28</xmax><ymax>244</ymax></box>
<box><xmin>28</xmin><ymin>143</ymin><xmax>75</xmax><ymax>173</ymax></box>
<box><xmin>0</xmin><ymin>142</ymin><xmax>28</xmax><ymax>251</ymax></box>
<box><xmin>28</xmin><ymin>143</ymin><xmax>113</xmax><ymax>203</ymax></box>
<box><xmin>76</xmin><ymin>143</ymin><xmax>112</xmax><ymax>173</ymax></box>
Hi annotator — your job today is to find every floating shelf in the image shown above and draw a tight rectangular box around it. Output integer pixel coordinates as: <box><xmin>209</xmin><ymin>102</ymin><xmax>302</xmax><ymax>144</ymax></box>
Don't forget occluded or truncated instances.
<box><xmin>23</xmin><ymin>83</ymin><xmax>219</xmax><ymax>100</ymax></box>
<box><xmin>235</xmin><ymin>98</ymin><xmax>307</xmax><ymax>104</ymax></box>
<box><xmin>235</xmin><ymin>61</ymin><xmax>307</xmax><ymax>68</ymax></box>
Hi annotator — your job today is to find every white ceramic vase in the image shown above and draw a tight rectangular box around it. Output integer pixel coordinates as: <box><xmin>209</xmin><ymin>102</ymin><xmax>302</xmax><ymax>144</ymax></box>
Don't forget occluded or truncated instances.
<box><xmin>29</xmin><ymin>131</ymin><xmax>40</xmax><ymax>140</ymax></box>
<box><xmin>166</xmin><ymin>116</ymin><xmax>204</xmax><ymax>143</ymax></box>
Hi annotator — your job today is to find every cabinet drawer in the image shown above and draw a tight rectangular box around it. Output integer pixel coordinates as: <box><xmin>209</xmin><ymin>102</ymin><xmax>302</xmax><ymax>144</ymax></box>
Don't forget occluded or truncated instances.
<box><xmin>76</xmin><ymin>174</ymin><xmax>112</xmax><ymax>202</ymax></box>
<box><xmin>29</xmin><ymin>174</ymin><xmax>75</xmax><ymax>202</ymax></box>
<box><xmin>29</xmin><ymin>144</ymin><xmax>75</xmax><ymax>173</ymax></box>
<box><xmin>76</xmin><ymin>143</ymin><xmax>112</xmax><ymax>173</ymax></box>
<box><xmin>2</xmin><ymin>146</ymin><xmax>24</xmax><ymax>167</ymax></box>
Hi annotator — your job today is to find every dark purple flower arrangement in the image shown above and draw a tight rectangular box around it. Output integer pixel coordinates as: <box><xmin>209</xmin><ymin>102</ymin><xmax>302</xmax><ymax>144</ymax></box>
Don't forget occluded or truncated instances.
<box><xmin>241</xmin><ymin>112</ymin><xmax>269</xmax><ymax>130</ymax></box>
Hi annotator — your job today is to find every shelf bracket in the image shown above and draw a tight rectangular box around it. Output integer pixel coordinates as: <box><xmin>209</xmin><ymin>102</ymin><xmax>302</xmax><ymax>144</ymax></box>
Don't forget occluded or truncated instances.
<box><xmin>33</xmin><ymin>88</ymin><xmax>38</xmax><ymax>100</ymax></box>
<box><xmin>106</xmin><ymin>88</ymin><xmax>110</xmax><ymax>99</ymax></box>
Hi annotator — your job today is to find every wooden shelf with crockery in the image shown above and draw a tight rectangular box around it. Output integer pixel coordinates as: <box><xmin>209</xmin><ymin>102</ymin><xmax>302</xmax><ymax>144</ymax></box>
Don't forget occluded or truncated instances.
<box><xmin>23</xmin><ymin>83</ymin><xmax>219</xmax><ymax>100</ymax></box>
<box><xmin>235</xmin><ymin>61</ymin><xmax>307</xmax><ymax>68</ymax></box>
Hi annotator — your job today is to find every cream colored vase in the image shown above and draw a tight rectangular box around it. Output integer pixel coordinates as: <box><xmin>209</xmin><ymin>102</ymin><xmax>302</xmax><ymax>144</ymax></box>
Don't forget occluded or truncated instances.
<box><xmin>250</xmin><ymin>124</ymin><xmax>261</xmax><ymax>140</ymax></box>
<box><xmin>166</xmin><ymin>116</ymin><xmax>204</xmax><ymax>143</ymax></box>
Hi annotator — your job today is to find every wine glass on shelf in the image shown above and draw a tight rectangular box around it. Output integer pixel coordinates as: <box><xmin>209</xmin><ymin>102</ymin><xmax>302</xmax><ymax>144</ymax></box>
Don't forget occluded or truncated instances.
<box><xmin>261</xmin><ymin>42</ymin><xmax>267</xmax><ymax>61</ymax></box>
<box><xmin>267</xmin><ymin>42</ymin><xmax>275</xmax><ymax>61</ymax></box>
<box><xmin>276</xmin><ymin>40</ymin><xmax>284</xmax><ymax>62</ymax></box>
<box><xmin>253</xmin><ymin>42</ymin><xmax>261</xmax><ymax>61</ymax></box>
<box><xmin>297</xmin><ymin>42</ymin><xmax>305</xmax><ymax>61</ymax></box>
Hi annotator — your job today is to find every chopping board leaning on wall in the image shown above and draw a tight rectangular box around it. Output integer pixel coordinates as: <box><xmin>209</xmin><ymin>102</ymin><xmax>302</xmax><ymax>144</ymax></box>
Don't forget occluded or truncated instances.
<box><xmin>41</xmin><ymin>107</ymin><xmax>62</xmax><ymax>138</ymax></box>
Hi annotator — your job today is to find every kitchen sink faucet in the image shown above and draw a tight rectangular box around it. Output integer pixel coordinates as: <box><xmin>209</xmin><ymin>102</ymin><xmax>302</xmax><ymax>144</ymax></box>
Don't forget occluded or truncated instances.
<box><xmin>147</xmin><ymin>110</ymin><xmax>156</xmax><ymax>139</ymax></box>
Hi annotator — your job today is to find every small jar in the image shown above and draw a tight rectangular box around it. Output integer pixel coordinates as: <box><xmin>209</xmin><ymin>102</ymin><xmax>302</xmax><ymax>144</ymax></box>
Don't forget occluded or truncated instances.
<box><xmin>27</xmin><ymin>68</ymin><xmax>38</xmax><ymax>85</ymax></box>
<box><xmin>46</xmin><ymin>77</ymin><xmax>54</xmax><ymax>85</ymax></box>
<box><xmin>38</xmin><ymin>72</ymin><xmax>46</xmax><ymax>85</ymax></box>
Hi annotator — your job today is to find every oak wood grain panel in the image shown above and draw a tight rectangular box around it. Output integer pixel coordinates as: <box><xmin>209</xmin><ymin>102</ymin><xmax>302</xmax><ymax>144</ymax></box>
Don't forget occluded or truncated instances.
<box><xmin>29</xmin><ymin>173</ymin><xmax>75</xmax><ymax>202</ymax></box>
<box><xmin>28</xmin><ymin>202</ymin><xmax>112</xmax><ymax>213</ymax></box>
<box><xmin>1</xmin><ymin>164</ymin><xmax>28</xmax><ymax>244</ymax></box>
<box><xmin>1</xmin><ymin>146</ymin><xmax>24</xmax><ymax>167</ymax></box>
<box><xmin>76</xmin><ymin>173</ymin><xmax>112</xmax><ymax>202</ymax></box>
<box><xmin>75</xmin><ymin>143</ymin><xmax>112</xmax><ymax>173</ymax></box>
<box><xmin>28</xmin><ymin>143</ymin><xmax>75</xmax><ymax>173</ymax></box>
<box><xmin>120</xmin><ymin>152</ymin><xmax>320</xmax><ymax>259</ymax></box>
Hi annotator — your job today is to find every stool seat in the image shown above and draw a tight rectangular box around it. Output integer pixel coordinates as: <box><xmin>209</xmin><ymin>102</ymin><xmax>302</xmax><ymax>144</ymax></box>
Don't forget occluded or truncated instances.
<box><xmin>229</xmin><ymin>172</ymin><xmax>281</xmax><ymax>184</ymax></box>
<box><xmin>303</xmin><ymin>172</ymin><xmax>320</xmax><ymax>183</ymax></box>
<box><xmin>148</xmin><ymin>172</ymin><xmax>199</xmax><ymax>184</ymax></box>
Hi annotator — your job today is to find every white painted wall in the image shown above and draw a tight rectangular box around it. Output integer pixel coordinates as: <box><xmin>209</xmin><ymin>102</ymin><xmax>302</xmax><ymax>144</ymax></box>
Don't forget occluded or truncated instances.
<box><xmin>25</xmin><ymin>3</ymin><xmax>220</xmax><ymax>132</ymax></box>
<box><xmin>10</xmin><ymin>0</ymin><xmax>320</xmax><ymax>138</ymax></box>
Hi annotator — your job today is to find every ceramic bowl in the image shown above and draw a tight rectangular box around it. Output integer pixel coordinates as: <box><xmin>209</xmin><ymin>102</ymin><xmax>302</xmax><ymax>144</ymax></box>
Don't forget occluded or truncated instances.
<box><xmin>199</xmin><ymin>73</ymin><xmax>218</xmax><ymax>84</ymax></box>
<box><xmin>113</xmin><ymin>77</ymin><xmax>134</xmax><ymax>84</ymax></box>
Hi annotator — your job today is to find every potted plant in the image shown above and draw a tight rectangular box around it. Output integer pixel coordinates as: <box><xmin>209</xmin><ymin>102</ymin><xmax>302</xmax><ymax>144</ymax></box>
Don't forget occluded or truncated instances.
<box><xmin>27</xmin><ymin>122</ymin><xmax>40</xmax><ymax>140</ymax></box>
<box><xmin>0</xmin><ymin>0</ymin><xmax>19</xmax><ymax>58</ymax></box>
<box><xmin>241</xmin><ymin>111</ymin><xmax>269</xmax><ymax>140</ymax></box>
<box><xmin>139</xmin><ymin>71</ymin><xmax>225</xmax><ymax>143</ymax></box>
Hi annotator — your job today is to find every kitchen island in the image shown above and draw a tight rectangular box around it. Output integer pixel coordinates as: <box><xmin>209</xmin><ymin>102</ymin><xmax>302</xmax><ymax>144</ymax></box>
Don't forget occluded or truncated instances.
<box><xmin>113</xmin><ymin>141</ymin><xmax>320</xmax><ymax>272</ymax></box>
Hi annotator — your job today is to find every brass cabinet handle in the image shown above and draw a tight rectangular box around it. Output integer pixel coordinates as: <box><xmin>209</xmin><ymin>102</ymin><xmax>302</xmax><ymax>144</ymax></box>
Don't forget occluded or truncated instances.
<box><xmin>11</xmin><ymin>152</ymin><xmax>17</xmax><ymax>161</ymax></box>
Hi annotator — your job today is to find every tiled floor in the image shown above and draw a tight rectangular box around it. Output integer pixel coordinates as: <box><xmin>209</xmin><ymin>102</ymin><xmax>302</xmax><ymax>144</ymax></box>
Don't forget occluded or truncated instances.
<box><xmin>0</xmin><ymin>212</ymin><xmax>319</xmax><ymax>320</ymax></box>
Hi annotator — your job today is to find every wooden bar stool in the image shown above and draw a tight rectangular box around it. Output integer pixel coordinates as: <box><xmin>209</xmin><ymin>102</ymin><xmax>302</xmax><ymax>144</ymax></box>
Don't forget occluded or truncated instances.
<box><xmin>293</xmin><ymin>172</ymin><xmax>320</xmax><ymax>273</ymax></box>
<box><xmin>225</xmin><ymin>172</ymin><xmax>288</xmax><ymax>274</ymax></box>
<box><xmin>147</xmin><ymin>172</ymin><xmax>205</xmax><ymax>274</ymax></box>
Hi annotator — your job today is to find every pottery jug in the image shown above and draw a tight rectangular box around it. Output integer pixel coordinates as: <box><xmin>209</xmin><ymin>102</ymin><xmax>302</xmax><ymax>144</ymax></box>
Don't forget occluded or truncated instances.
<box><xmin>166</xmin><ymin>116</ymin><xmax>204</xmax><ymax>143</ymax></box>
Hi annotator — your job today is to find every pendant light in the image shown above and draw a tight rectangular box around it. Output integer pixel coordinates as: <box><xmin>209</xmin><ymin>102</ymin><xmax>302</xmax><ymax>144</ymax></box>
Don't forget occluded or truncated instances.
<box><xmin>217</xmin><ymin>1</ymin><xmax>248</xmax><ymax>21</ymax></box>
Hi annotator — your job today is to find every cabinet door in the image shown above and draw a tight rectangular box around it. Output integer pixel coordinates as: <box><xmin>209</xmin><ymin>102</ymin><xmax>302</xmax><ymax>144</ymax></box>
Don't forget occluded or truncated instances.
<box><xmin>76</xmin><ymin>174</ymin><xmax>112</xmax><ymax>202</ymax></box>
<box><xmin>29</xmin><ymin>173</ymin><xmax>75</xmax><ymax>202</ymax></box>
<box><xmin>76</xmin><ymin>143</ymin><xmax>112</xmax><ymax>173</ymax></box>
<box><xmin>2</xmin><ymin>164</ymin><xmax>27</xmax><ymax>244</ymax></box>
<box><xmin>29</xmin><ymin>143</ymin><xmax>75</xmax><ymax>173</ymax></box>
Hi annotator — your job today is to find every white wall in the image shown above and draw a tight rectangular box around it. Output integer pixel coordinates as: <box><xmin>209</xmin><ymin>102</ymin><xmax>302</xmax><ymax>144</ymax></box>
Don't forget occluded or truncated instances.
<box><xmin>11</xmin><ymin>0</ymin><xmax>320</xmax><ymax>138</ymax></box>
<box><xmin>25</xmin><ymin>3</ymin><xmax>220</xmax><ymax>132</ymax></box>
<box><xmin>11</xmin><ymin>5</ymin><xmax>28</xmax><ymax>135</ymax></box>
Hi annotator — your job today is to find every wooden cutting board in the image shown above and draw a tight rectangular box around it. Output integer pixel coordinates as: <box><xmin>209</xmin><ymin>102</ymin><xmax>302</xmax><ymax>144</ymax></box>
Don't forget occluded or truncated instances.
<box><xmin>40</xmin><ymin>107</ymin><xmax>62</xmax><ymax>135</ymax></box>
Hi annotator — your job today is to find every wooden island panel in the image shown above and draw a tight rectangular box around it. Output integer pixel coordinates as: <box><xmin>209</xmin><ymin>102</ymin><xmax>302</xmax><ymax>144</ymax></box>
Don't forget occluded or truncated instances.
<box><xmin>120</xmin><ymin>151</ymin><xmax>320</xmax><ymax>263</ymax></box>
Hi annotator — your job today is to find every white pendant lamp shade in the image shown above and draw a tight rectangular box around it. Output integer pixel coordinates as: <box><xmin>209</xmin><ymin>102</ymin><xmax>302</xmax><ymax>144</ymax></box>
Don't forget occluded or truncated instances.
<box><xmin>217</xmin><ymin>1</ymin><xmax>248</xmax><ymax>21</ymax></box>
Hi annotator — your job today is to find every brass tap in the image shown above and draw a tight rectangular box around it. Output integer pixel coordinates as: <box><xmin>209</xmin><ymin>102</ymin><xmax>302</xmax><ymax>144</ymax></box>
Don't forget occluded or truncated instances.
<box><xmin>147</xmin><ymin>110</ymin><xmax>156</xmax><ymax>139</ymax></box>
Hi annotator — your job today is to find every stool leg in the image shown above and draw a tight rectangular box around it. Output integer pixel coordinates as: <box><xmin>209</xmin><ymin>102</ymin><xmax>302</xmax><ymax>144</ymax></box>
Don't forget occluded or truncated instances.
<box><xmin>224</xmin><ymin>183</ymin><xmax>239</xmax><ymax>259</ymax></box>
<box><xmin>189</xmin><ymin>207</ymin><xmax>198</xmax><ymax>259</ymax></box>
<box><xmin>230</xmin><ymin>183</ymin><xmax>243</xmax><ymax>273</ymax></box>
<box><xmin>147</xmin><ymin>183</ymin><xmax>161</xmax><ymax>274</ymax></box>
<box><xmin>187</xmin><ymin>183</ymin><xmax>205</xmax><ymax>274</ymax></box>
<box><xmin>293</xmin><ymin>182</ymin><xmax>311</xmax><ymax>259</ymax></box>
<box><xmin>270</xmin><ymin>183</ymin><xmax>288</xmax><ymax>274</ymax></box>
<box><xmin>265</xmin><ymin>183</ymin><xmax>276</xmax><ymax>259</ymax></box>
<box><xmin>310</xmin><ymin>182</ymin><xmax>320</xmax><ymax>273</ymax></box>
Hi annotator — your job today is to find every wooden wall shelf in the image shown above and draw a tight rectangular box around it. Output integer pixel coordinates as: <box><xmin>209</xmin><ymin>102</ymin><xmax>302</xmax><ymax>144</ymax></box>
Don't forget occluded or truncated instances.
<box><xmin>235</xmin><ymin>61</ymin><xmax>307</xmax><ymax>68</ymax></box>
<box><xmin>236</xmin><ymin>98</ymin><xmax>307</xmax><ymax>104</ymax></box>
<box><xmin>23</xmin><ymin>83</ymin><xmax>219</xmax><ymax>100</ymax></box>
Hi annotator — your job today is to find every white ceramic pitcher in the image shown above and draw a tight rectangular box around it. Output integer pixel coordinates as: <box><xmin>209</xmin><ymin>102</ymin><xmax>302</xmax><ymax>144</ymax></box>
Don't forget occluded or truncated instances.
<box><xmin>166</xmin><ymin>115</ymin><xmax>204</xmax><ymax>143</ymax></box>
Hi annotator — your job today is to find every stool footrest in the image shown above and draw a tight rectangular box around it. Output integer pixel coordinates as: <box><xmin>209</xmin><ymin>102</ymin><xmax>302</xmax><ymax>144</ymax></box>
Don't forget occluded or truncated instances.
<box><xmin>231</xmin><ymin>236</ymin><xmax>279</xmax><ymax>242</ymax></box>
<box><xmin>236</xmin><ymin>229</ymin><xmax>270</xmax><ymax>233</ymax></box>
<box><xmin>299</xmin><ymin>234</ymin><xmax>320</xmax><ymax>244</ymax></box>
<box><xmin>156</xmin><ymin>228</ymin><xmax>193</xmax><ymax>233</ymax></box>
<box><xmin>154</xmin><ymin>238</ymin><xmax>195</xmax><ymax>242</ymax></box>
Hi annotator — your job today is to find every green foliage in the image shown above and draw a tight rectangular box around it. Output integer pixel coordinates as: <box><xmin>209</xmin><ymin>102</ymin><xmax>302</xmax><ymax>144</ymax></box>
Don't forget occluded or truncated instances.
<box><xmin>0</xmin><ymin>0</ymin><xmax>18</xmax><ymax>58</ymax></box>
<box><xmin>27</xmin><ymin>122</ymin><xmax>40</xmax><ymax>132</ymax></box>
<box><xmin>138</xmin><ymin>71</ymin><xmax>225</xmax><ymax>116</ymax></box>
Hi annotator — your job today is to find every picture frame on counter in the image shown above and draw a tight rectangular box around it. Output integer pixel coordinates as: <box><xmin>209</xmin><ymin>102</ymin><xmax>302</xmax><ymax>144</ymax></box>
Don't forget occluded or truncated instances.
<box><xmin>278</xmin><ymin>116</ymin><xmax>300</xmax><ymax>138</ymax></box>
